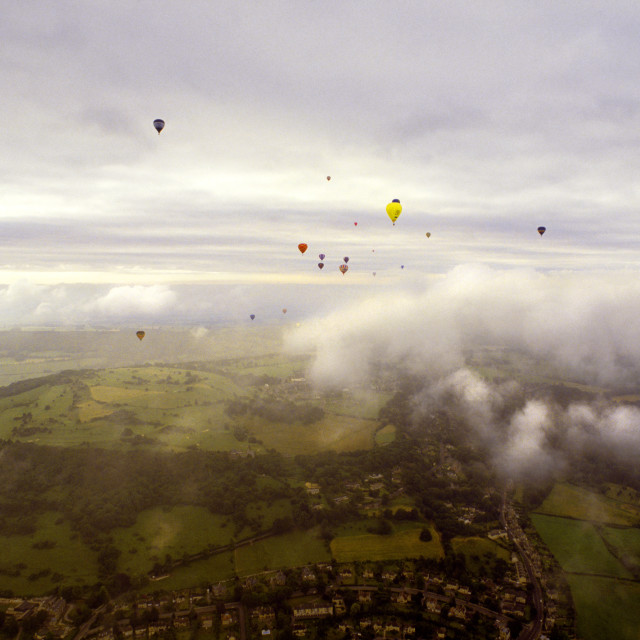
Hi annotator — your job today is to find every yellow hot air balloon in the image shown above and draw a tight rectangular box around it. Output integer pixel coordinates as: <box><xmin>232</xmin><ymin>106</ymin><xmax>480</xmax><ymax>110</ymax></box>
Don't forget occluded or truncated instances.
<box><xmin>386</xmin><ymin>199</ymin><xmax>402</xmax><ymax>225</ymax></box>
<box><xmin>426</xmin><ymin>232</ymin><xmax>431</xmax><ymax>238</ymax></box>
<box><xmin>136</xmin><ymin>331</ymin><xmax>145</xmax><ymax>341</ymax></box>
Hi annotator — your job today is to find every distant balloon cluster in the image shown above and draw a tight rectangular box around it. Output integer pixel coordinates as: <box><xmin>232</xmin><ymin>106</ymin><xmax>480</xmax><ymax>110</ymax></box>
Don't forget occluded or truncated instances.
<box><xmin>136</xmin><ymin>119</ymin><xmax>546</xmax><ymax>339</ymax></box>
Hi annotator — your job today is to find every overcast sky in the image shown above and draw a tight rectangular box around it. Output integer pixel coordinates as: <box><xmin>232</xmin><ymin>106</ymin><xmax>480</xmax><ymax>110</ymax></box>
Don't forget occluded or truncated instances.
<box><xmin>3</xmin><ymin>1</ymin><xmax>640</xmax><ymax>326</ymax></box>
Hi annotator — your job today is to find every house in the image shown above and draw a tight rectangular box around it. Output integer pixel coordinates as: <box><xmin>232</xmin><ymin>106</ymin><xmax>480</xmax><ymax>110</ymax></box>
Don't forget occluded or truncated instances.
<box><xmin>291</xmin><ymin>603</ymin><xmax>333</xmax><ymax>619</ymax></box>
<box><xmin>391</xmin><ymin>590</ymin><xmax>412</xmax><ymax>605</ymax></box>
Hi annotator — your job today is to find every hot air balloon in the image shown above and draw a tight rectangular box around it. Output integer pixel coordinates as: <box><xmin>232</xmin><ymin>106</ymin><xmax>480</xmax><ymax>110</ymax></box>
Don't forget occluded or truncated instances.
<box><xmin>326</xmin><ymin>176</ymin><xmax>331</xmax><ymax>181</ymax></box>
<box><xmin>136</xmin><ymin>331</ymin><xmax>145</xmax><ymax>341</ymax></box>
<box><xmin>426</xmin><ymin>232</ymin><xmax>431</xmax><ymax>238</ymax></box>
<box><xmin>373</xmin><ymin>272</ymin><xmax>376</xmax><ymax>276</ymax></box>
<box><xmin>282</xmin><ymin>308</ymin><xmax>287</xmax><ymax>314</ymax></box>
<box><xmin>318</xmin><ymin>262</ymin><xmax>324</xmax><ymax>269</ymax></box>
<box><xmin>386</xmin><ymin>199</ymin><xmax>402</xmax><ymax>225</ymax></box>
<box><xmin>401</xmin><ymin>265</ymin><xmax>404</xmax><ymax>269</ymax></box>
<box><xmin>298</xmin><ymin>243</ymin><xmax>308</xmax><ymax>254</ymax></box>
<box><xmin>153</xmin><ymin>119</ymin><xmax>165</xmax><ymax>134</ymax></box>
<box><xmin>354</xmin><ymin>222</ymin><xmax>358</xmax><ymax>226</ymax></box>
<box><xmin>343</xmin><ymin>256</ymin><xmax>349</xmax><ymax>263</ymax></box>
<box><xmin>537</xmin><ymin>226</ymin><xmax>546</xmax><ymax>236</ymax></box>
<box><xmin>319</xmin><ymin>253</ymin><xmax>325</xmax><ymax>260</ymax></box>
<box><xmin>250</xmin><ymin>314</ymin><xmax>255</xmax><ymax>320</ymax></box>
<box><xmin>339</xmin><ymin>264</ymin><xmax>348</xmax><ymax>274</ymax></box>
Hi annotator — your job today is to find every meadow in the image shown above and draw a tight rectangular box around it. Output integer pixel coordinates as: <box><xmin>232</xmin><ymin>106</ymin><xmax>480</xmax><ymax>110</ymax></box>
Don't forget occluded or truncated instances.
<box><xmin>330</xmin><ymin>523</ymin><xmax>443</xmax><ymax>563</ymax></box>
<box><xmin>0</xmin><ymin>512</ymin><xmax>98</xmax><ymax>596</ymax></box>
<box><xmin>534</xmin><ymin>482</ymin><xmax>640</xmax><ymax>526</ymax></box>
<box><xmin>530</xmin><ymin>483</ymin><xmax>640</xmax><ymax>640</ymax></box>
<box><xmin>565</xmin><ymin>574</ymin><xmax>640</xmax><ymax>640</ymax></box>
<box><xmin>530</xmin><ymin>514</ymin><xmax>632</xmax><ymax>578</ymax></box>
<box><xmin>234</xmin><ymin>529</ymin><xmax>331</xmax><ymax>575</ymax></box>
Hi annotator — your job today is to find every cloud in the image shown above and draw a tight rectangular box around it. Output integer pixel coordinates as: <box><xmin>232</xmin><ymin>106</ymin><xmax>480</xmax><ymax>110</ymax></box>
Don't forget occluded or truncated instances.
<box><xmin>86</xmin><ymin>285</ymin><xmax>177</xmax><ymax>317</ymax></box>
<box><xmin>287</xmin><ymin>264</ymin><xmax>640</xmax><ymax>389</ymax></box>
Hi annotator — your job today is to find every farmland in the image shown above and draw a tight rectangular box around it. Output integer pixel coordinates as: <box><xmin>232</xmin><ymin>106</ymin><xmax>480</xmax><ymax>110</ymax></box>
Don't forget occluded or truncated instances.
<box><xmin>331</xmin><ymin>524</ymin><xmax>443</xmax><ymax>563</ymax></box>
<box><xmin>531</xmin><ymin>482</ymin><xmax>640</xmax><ymax>640</ymax></box>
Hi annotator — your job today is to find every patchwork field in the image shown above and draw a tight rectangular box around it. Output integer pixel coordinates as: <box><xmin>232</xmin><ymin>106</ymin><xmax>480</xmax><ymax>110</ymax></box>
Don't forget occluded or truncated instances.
<box><xmin>531</xmin><ymin>482</ymin><xmax>640</xmax><ymax>640</ymax></box>
<box><xmin>0</xmin><ymin>351</ymin><xmax>386</xmax><ymax>454</ymax></box>
<box><xmin>530</xmin><ymin>514</ymin><xmax>633</xmax><ymax>578</ymax></box>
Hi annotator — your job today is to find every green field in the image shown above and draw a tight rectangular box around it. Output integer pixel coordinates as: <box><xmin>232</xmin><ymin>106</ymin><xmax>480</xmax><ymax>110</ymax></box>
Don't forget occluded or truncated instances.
<box><xmin>145</xmin><ymin>551</ymin><xmax>237</xmax><ymax>593</ymax></box>
<box><xmin>599</xmin><ymin>526</ymin><xmax>640</xmax><ymax>575</ymax></box>
<box><xmin>0</xmin><ymin>353</ymin><xmax>384</xmax><ymax>454</ymax></box>
<box><xmin>566</xmin><ymin>574</ymin><xmax>640</xmax><ymax>640</ymax></box>
<box><xmin>530</xmin><ymin>514</ymin><xmax>633</xmax><ymax>578</ymax></box>
<box><xmin>0</xmin><ymin>512</ymin><xmax>98</xmax><ymax>596</ymax></box>
<box><xmin>112</xmin><ymin>506</ymin><xmax>236</xmax><ymax>576</ymax></box>
<box><xmin>535</xmin><ymin>483</ymin><xmax>640</xmax><ymax>525</ymax></box>
<box><xmin>234</xmin><ymin>530</ymin><xmax>331</xmax><ymax>575</ymax></box>
<box><xmin>450</xmin><ymin>536</ymin><xmax>511</xmax><ymax>566</ymax></box>
<box><xmin>331</xmin><ymin>525</ymin><xmax>443</xmax><ymax>563</ymax></box>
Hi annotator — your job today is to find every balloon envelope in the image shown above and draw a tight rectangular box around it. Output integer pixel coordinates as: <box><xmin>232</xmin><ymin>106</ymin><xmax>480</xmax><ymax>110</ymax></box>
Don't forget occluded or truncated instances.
<box><xmin>426</xmin><ymin>232</ymin><xmax>431</xmax><ymax>238</ymax></box>
<box><xmin>282</xmin><ymin>308</ymin><xmax>287</xmax><ymax>314</ymax></box>
<box><xmin>343</xmin><ymin>256</ymin><xmax>349</xmax><ymax>263</ymax></box>
<box><xmin>386</xmin><ymin>200</ymin><xmax>402</xmax><ymax>225</ymax></box>
<box><xmin>298</xmin><ymin>243</ymin><xmax>308</xmax><ymax>254</ymax></box>
<box><xmin>318</xmin><ymin>262</ymin><xmax>324</xmax><ymax>269</ymax></box>
<box><xmin>250</xmin><ymin>314</ymin><xmax>255</xmax><ymax>320</ymax></box>
<box><xmin>326</xmin><ymin>176</ymin><xmax>331</xmax><ymax>181</ymax></box>
<box><xmin>136</xmin><ymin>331</ymin><xmax>145</xmax><ymax>341</ymax></box>
<box><xmin>153</xmin><ymin>119</ymin><xmax>165</xmax><ymax>134</ymax></box>
<box><xmin>537</xmin><ymin>226</ymin><xmax>546</xmax><ymax>236</ymax></box>
<box><xmin>319</xmin><ymin>253</ymin><xmax>325</xmax><ymax>260</ymax></box>
<box><xmin>339</xmin><ymin>264</ymin><xmax>348</xmax><ymax>274</ymax></box>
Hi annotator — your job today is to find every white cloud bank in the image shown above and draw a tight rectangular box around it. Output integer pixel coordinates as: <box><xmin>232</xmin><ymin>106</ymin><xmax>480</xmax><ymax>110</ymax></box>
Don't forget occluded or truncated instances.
<box><xmin>287</xmin><ymin>264</ymin><xmax>640</xmax><ymax>388</ymax></box>
<box><xmin>286</xmin><ymin>264</ymin><xmax>640</xmax><ymax>476</ymax></box>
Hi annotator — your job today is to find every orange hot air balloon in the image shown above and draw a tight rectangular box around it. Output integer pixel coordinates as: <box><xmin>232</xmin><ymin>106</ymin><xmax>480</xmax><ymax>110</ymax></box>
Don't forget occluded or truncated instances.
<box><xmin>298</xmin><ymin>243</ymin><xmax>308</xmax><ymax>254</ymax></box>
<box><xmin>339</xmin><ymin>264</ymin><xmax>348</xmax><ymax>274</ymax></box>
<box><xmin>282</xmin><ymin>308</ymin><xmax>287</xmax><ymax>314</ymax></box>
<box><xmin>136</xmin><ymin>331</ymin><xmax>145</xmax><ymax>341</ymax></box>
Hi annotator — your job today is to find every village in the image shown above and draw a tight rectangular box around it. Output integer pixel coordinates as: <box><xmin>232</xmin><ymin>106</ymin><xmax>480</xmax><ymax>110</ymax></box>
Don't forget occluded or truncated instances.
<box><xmin>1</xmin><ymin>507</ymin><xmax>573</xmax><ymax>640</ymax></box>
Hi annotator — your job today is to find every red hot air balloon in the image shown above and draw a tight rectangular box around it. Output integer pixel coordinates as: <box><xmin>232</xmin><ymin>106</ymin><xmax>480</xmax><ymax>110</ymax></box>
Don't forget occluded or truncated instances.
<box><xmin>298</xmin><ymin>243</ymin><xmax>308</xmax><ymax>254</ymax></box>
<box><xmin>318</xmin><ymin>263</ymin><xmax>324</xmax><ymax>269</ymax></box>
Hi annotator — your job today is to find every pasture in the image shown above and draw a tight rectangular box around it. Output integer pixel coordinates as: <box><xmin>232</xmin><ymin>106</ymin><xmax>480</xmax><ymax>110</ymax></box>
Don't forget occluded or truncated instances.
<box><xmin>530</xmin><ymin>514</ymin><xmax>632</xmax><ymax>578</ymax></box>
<box><xmin>0</xmin><ymin>512</ymin><xmax>98</xmax><ymax>596</ymax></box>
<box><xmin>566</xmin><ymin>574</ymin><xmax>640</xmax><ymax>640</ymax></box>
<box><xmin>112</xmin><ymin>506</ymin><xmax>236</xmax><ymax>576</ymax></box>
<box><xmin>234</xmin><ymin>530</ymin><xmax>330</xmax><ymax>575</ymax></box>
<box><xmin>331</xmin><ymin>525</ymin><xmax>443</xmax><ymax>563</ymax></box>
<box><xmin>450</xmin><ymin>536</ymin><xmax>511</xmax><ymax>568</ymax></box>
<box><xmin>535</xmin><ymin>482</ymin><xmax>639</xmax><ymax>526</ymax></box>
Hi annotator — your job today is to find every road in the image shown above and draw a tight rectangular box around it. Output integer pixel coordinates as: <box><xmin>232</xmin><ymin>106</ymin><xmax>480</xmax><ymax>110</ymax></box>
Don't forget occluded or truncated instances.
<box><xmin>500</xmin><ymin>494</ymin><xmax>544</xmax><ymax>640</ymax></box>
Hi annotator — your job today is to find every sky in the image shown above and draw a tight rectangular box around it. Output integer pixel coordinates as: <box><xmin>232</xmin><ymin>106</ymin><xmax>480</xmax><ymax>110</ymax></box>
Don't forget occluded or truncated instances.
<box><xmin>4</xmin><ymin>1</ymin><xmax>640</xmax><ymax>475</ymax></box>
<box><xmin>3</xmin><ymin>1</ymin><xmax>640</xmax><ymax>326</ymax></box>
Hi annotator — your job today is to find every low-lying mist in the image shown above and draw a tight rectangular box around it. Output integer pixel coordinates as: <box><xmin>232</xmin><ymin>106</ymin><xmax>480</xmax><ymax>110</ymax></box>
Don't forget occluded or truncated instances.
<box><xmin>286</xmin><ymin>264</ymin><xmax>640</xmax><ymax>481</ymax></box>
